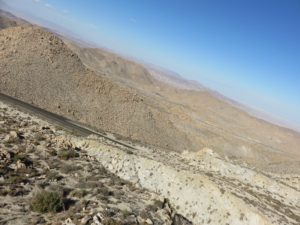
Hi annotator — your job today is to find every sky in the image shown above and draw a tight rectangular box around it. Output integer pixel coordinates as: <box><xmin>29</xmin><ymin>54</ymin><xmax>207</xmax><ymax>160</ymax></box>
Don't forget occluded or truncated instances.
<box><xmin>1</xmin><ymin>0</ymin><xmax>300</xmax><ymax>131</ymax></box>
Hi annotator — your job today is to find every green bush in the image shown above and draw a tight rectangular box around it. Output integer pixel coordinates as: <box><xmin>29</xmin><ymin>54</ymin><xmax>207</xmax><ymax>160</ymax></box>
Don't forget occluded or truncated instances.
<box><xmin>31</xmin><ymin>191</ymin><xmax>63</xmax><ymax>213</ymax></box>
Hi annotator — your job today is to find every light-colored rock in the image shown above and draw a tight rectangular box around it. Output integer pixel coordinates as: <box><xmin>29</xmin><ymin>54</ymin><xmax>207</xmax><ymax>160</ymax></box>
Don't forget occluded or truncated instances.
<box><xmin>15</xmin><ymin>159</ymin><xmax>26</xmax><ymax>170</ymax></box>
<box><xmin>73</xmin><ymin>138</ymin><xmax>300</xmax><ymax>225</ymax></box>
<box><xmin>80</xmin><ymin>216</ymin><xmax>91</xmax><ymax>225</ymax></box>
<box><xmin>92</xmin><ymin>215</ymin><xmax>102</xmax><ymax>225</ymax></box>
<box><xmin>63</xmin><ymin>218</ymin><xmax>75</xmax><ymax>225</ymax></box>
<box><xmin>145</xmin><ymin>218</ymin><xmax>154</xmax><ymax>224</ymax></box>
<box><xmin>9</xmin><ymin>131</ymin><xmax>18</xmax><ymax>139</ymax></box>
<box><xmin>1</xmin><ymin>91</ymin><xmax>299</xmax><ymax>225</ymax></box>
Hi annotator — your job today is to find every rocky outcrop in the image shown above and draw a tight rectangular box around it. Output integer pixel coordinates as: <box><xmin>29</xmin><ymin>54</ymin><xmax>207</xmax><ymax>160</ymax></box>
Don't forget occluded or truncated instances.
<box><xmin>0</xmin><ymin>101</ymin><xmax>188</xmax><ymax>225</ymax></box>
<box><xmin>1</xmin><ymin>99</ymin><xmax>300</xmax><ymax>225</ymax></box>
<box><xmin>71</xmin><ymin>139</ymin><xmax>300</xmax><ymax>225</ymax></box>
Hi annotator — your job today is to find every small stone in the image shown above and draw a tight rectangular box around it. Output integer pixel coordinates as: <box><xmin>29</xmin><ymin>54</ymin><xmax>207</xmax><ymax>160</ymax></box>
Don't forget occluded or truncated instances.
<box><xmin>4</xmin><ymin>134</ymin><xmax>11</xmax><ymax>142</ymax></box>
<box><xmin>20</xmin><ymin>121</ymin><xmax>28</xmax><ymax>127</ymax></box>
<box><xmin>0</xmin><ymin>150</ymin><xmax>11</xmax><ymax>160</ymax></box>
<box><xmin>126</xmin><ymin>215</ymin><xmax>137</xmax><ymax>223</ymax></box>
<box><xmin>81</xmin><ymin>216</ymin><xmax>91</xmax><ymax>225</ymax></box>
<box><xmin>15</xmin><ymin>160</ymin><xmax>26</xmax><ymax>170</ymax></box>
<box><xmin>96</xmin><ymin>213</ymin><xmax>104</xmax><ymax>221</ymax></box>
<box><xmin>145</xmin><ymin>218</ymin><xmax>153</xmax><ymax>225</ymax></box>
<box><xmin>10</xmin><ymin>131</ymin><xmax>18</xmax><ymax>138</ymax></box>
<box><xmin>63</xmin><ymin>218</ymin><xmax>75</xmax><ymax>225</ymax></box>
<box><xmin>92</xmin><ymin>215</ymin><xmax>102</xmax><ymax>225</ymax></box>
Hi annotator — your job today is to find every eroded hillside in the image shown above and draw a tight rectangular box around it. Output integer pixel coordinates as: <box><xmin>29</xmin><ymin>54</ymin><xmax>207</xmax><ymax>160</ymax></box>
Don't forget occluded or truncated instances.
<box><xmin>0</xmin><ymin>101</ymin><xmax>190</xmax><ymax>225</ymax></box>
<box><xmin>63</xmin><ymin>34</ymin><xmax>300</xmax><ymax>173</ymax></box>
<box><xmin>0</xmin><ymin>9</ymin><xmax>27</xmax><ymax>29</ymax></box>
<box><xmin>0</xmin><ymin>24</ymin><xmax>192</xmax><ymax>153</ymax></box>
<box><xmin>1</xmin><ymin>101</ymin><xmax>298</xmax><ymax>225</ymax></box>
<box><xmin>1</xmin><ymin>11</ymin><xmax>300</xmax><ymax>174</ymax></box>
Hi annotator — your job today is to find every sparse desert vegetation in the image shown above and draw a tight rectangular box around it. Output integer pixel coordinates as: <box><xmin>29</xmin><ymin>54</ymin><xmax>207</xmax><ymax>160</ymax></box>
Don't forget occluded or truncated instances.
<box><xmin>31</xmin><ymin>191</ymin><xmax>64</xmax><ymax>213</ymax></box>
<box><xmin>0</xmin><ymin>9</ymin><xmax>299</xmax><ymax>225</ymax></box>
<box><xmin>1</xmin><ymin>9</ymin><xmax>300</xmax><ymax>173</ymax></box>
<box><xmin>0</xmin><ymin>101</ymin><xmax>189</xmax><ymax>225</ymax></box>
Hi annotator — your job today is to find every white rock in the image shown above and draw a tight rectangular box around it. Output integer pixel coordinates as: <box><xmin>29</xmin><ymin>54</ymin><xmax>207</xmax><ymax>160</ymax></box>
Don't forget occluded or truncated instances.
<box><xmin>92</xmin><ymin>215</ymin><xmax>102</xmax><ymax>225</ymax></box>
<box><xmin>63</xmin><ymin>218</ymin><xmax>75</xmax><ymax>225</ymax></box>
<box><xmin>10</xmin><ymin>131</ymin><xmax>18</xmax><ymax>138</ymax></box>
<box><xmin>145</xmin><ymin>218</ymin><xmax>154</xmax><ymax>224</ymax></box>
<box><xmin>80</xmin><ymin>215</ymin><xmax>91</xmax><ymax>225</ymax></box>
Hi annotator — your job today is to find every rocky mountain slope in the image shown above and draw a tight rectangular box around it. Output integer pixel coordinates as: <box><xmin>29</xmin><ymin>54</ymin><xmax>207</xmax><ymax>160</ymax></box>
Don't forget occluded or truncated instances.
<box><xmin>65</xmin><ymin>43</ymin><xmax>155</xmax><ymax>87</ymax></box>
<box><xmin>0</xmin><ymin>101</ymin><xmax>190</xmax><ymax>225</ymax></box>
<box><xmin>0</xmin><ymin>22</ymin><xmax>191</xmax><ymax>153</ymax></box>
<box><xmin>0</xmin><ymin>11</ymin><xmax>299</xmax><ymax>225</ymax></box>
<box><xmin>1</xmin><ymin>10</ymin><xmax>300</xmax><ymax>174</ymax></box>
<box><xmin>0</xmin><ymin>9</ymin><xmax>27</xmax><ymax>29</ymax></box>
<box><xmin>67</xmin><ymin>41</ymin><xmax>300</xmax><ymax>173</ymax></box>
<box><xmin>1</xmin><ymin>100</ymin><xmax>299</xmax><ymax>225</ymax></box>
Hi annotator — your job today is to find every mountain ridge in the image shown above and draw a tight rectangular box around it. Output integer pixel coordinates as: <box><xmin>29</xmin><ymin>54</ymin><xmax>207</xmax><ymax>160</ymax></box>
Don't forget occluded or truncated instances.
<box><xmin>1</xmin><ymin>10</ymin><xmax>299</xmax><ymax>173</ymax></box>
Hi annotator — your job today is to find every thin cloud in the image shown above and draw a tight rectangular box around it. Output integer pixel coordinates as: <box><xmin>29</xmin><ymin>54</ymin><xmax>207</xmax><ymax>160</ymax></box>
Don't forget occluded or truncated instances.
<box><xmin>32</xmin><ymin>0</ymin><xmax>40</xmax><ymax>3</ymax></box>
<box><xmin>62</xmin><ymin>9</ymin><xmax>69</xmax><ymax>14</ymax></box>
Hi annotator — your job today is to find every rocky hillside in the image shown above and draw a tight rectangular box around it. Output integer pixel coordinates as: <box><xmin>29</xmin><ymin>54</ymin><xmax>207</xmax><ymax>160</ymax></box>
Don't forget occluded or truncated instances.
<box><xmin>2</xmin><ymin>100</ymin><xmax>299</xmax><ymax>225</ymax></box>
<box><xmin>63</xmin><ymin>32</ymin><xmax>300</xmax><ymax>173</ymax></box>
<box><xmin>72</xmin><ymin>135</ymin><xmax>299</xmax><ymax>225</ymax></box>
<box><xmin>1</xmin><ymin>10</ymin><xmax>300</xmax><ymax>173</ymax></box>
<box><xmin>0</xmin><ymin>9</ymin><xmax>27</xmax><ymax>29</ymax></box>
<box><xmin>65</xmin><ymin>43</ymin><xmax>155</xmax><ymax>87</ymax></box>
<box><xmin>0</xmin><ymin>24</ymin><xmax>191</xmax><ymax>152</ymax></box>
<box><xmin>0</xmin><ymin>101</ymin><xmax>191</xmax><ymax>225</ymax></box>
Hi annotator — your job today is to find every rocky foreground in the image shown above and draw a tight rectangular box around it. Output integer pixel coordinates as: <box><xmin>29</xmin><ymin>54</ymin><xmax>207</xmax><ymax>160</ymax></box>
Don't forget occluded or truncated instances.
<box><xmin>1</xmin><ymin>102</ymin><xmax>299</xmax><ymax>225</ymax></box>
<box><xmin>0</xmin><ymin>101</ymin><xmax>190</xmax><ymax>225</ymax></box>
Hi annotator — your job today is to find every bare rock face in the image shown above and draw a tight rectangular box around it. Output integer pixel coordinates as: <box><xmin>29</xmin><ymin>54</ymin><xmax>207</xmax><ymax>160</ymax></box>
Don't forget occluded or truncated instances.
<box><xmin>0</xmin><ymin>25</ymin><xmax>191</xmax><ymax>152</ymax></box>
<box><xmin>72</xmin><ymin>137</ymin><xmax>300</xmax><ymax>225</ymax></box>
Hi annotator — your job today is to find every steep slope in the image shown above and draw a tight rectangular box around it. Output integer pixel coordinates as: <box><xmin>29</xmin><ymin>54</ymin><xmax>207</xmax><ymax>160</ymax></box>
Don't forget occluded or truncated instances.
<box><xmin>0</xmin><ymin>101</ymin><xmax>191</xmax><ymax>225</ymax></box>
<box><xmin>65</xmin><ymin>42</ymin><xmax>300</xmax><ymax>172</ymax></box>
<box><xmin>4</xmin><ymin>93</ymin><xmax>299</xmax><ymax>225</ymax></box>
<box><xmin>1</xmin><ymin>12</ymin><xmax>299</xmax><ymax>173</ymax></box>
<box><xmin>147</xmin><ymin>66</ymin><xmax>206</xmax><ymax>91</ymax></box>
<box><xmin>0</xmin><ymin>25</ymin><xmax>192</xmax><ymax>152</ymax></box>
<box><xmin>66</xmin><ymin>42</ymin><xmax>155</xmax><ymax>87</ymax></box>
<box><xmin>0</xmin><ymin>9</ymin><xmax>27</xmax><ymax>29</ymax></box>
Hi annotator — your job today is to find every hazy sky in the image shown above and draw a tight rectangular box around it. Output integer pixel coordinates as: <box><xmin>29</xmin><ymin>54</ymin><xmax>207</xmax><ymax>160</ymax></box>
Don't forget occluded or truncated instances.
<box><xmin>1</xmin><ymin>0</ymin><xmax>300</xmax><ymax>131</ymax></box>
